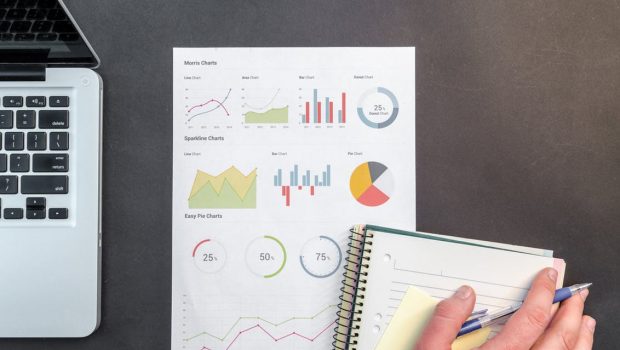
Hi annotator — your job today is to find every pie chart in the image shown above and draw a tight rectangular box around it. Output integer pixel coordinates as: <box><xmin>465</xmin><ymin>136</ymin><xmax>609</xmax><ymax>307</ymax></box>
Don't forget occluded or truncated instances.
<box><xmin>350</xmin><ymin>161</ymin><xmax>394</xmax><ymax>206</ymax></box>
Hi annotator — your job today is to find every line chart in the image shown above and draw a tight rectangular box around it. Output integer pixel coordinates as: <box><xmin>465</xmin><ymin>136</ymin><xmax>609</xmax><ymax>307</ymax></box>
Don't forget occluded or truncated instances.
<box><xmin>197</xmin><ymin>319</ymin><xmax>337</xmax><ymax>350</ymax></box>
<box><xmin>183</xmin><ymin>304</ymin><xmax>337</xmax><ymax>342</ymax></box>
<box><xmin>186</xmin><ymin>88</ymin><xmax>232</xmax><ymax>122</ymax></box>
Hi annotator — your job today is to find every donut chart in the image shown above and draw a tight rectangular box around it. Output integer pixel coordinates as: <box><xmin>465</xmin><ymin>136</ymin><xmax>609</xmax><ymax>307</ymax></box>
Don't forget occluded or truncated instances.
<box><xmin>357</xmin><ymin>87</ymin><xmax>399</xmax><ymax>128</ymax></box>
<box><xmin>349</xmin><ymin>161</ymin><xmax>394</xmax><ymax>206</ymax></box>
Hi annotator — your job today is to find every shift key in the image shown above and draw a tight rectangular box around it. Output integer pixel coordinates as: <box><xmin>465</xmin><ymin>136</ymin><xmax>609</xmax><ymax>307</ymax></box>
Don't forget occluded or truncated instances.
<box><xmin>21</xmin><ymin>175</ymin><xmax>68</xmax><ymax>194</ymax></box>
<box><xmin>39</xmin><ymin>110</ymin><xmax>69</xmax><ymax>129</ymax></box>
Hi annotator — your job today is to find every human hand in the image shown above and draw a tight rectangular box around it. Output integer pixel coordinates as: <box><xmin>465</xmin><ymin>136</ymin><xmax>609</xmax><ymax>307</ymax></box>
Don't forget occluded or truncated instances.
<box><xmin>414</xmin><ymin>268</ymin><xmax>595</xmax><ymax>350</ymax></box>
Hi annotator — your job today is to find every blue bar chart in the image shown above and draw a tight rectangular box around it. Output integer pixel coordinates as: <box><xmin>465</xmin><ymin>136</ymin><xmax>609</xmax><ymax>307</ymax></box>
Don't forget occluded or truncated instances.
<box><xmin>273</xmin><ymin>164</ymin><xmax>332</xmax><ymax>206</ymax></box>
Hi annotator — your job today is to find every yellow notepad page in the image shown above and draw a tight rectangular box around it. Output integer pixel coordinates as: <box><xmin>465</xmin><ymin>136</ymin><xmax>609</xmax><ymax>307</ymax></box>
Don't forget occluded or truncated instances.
<box><xmin>376</xmin><ymin>287</ymin><xmax>491</xmax><ymax>350</ymax></box>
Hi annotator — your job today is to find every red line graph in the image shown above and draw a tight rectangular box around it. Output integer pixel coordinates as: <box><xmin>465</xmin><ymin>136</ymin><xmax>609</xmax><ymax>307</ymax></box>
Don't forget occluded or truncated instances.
<box><xmin>199</xmin><ymin>319</ymin><xmax>336</xmax><ymax>350</ymax></box>
<box><xmin>187</xmin><ymin>99</ymin><xmax>230</xmax><ymax>115</ymax></box>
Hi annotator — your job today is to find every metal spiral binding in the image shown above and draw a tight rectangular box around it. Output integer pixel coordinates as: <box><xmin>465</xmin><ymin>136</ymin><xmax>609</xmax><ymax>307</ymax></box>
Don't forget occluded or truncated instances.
<box><xmin>332</xmin><ymin>225</ymin><xmax>374</xmax><ymax>350</ymax></box>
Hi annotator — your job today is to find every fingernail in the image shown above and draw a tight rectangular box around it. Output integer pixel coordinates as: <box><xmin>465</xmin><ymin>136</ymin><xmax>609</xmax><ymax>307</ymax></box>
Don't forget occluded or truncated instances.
<box><xmin>547</xmin><ymin>268</ymin><xmax>558</xmax><ymax>282</ymax></box>
<box><xmin>579</xmin><ymin>288</ymin><xmax>589</xmax><ymax>301</ymax></box>
<box><xmin>455</xmin><ymin>286</ymin><xmax>472</xmax><ymax>300</ymax></box>
<box><xmin>586</xmin><ymin>317</ymin><xmax>596</xmax><ymax>332</ymax></box>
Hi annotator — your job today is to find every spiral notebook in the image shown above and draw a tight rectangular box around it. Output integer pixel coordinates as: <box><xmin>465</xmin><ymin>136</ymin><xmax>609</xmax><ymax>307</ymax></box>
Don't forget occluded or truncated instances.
<box><xmin>333</xmin><ymin>224</ymin><xmax>565</xmax><ymax>350</ymax></box>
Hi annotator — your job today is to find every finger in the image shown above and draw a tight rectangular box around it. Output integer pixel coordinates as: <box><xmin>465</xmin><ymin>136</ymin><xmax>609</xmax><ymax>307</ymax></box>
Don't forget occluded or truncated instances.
<box><xmin>480</xmin><ymin>268</ymin><xmax>557</xmax><ymax>350</ymax></box>
<box><xmin>573</xmin><ymin>316</ymin><xmax>596</xmax><ymax>350</ymax></box>
<box><xmin>414</xmin><ymin>286</ymin><xmax>476</xmax><ymax>350</ymax></box>
<box><xmin>532</xmin><ymin>289</ymin><xmax>588</xmax><ymax>349</ymax></box>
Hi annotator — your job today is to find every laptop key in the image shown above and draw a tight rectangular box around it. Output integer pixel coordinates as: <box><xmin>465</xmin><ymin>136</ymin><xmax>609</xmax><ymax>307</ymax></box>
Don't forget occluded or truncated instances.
<box><xmin>52</xmin><ymin>20</ymin><xmax>74</xmax><ymax>33</ymax></box>
<box><xmin>6</xmin><ymin>9</ymin><xmax>26</xmax><ymax>20</ymax></box>
<box><xmin>10</xmin><ymin>20</ymin><xmax>31</xmax><ymax>32</ymax></box>
<box><xmin>46</xmin><ymin>8</ymin><xmax>66</xmax><ymax>20</ymax></box>
<box><xmin>49</xmin><ymin>132</ymin><xmax>68</xmax><ymax>150</ymax></box>
<box><xmin>36</xmin><ymin>33</ymin><xmax>56</xmax><ymax>41</ymax></box>
<box><xmin>17</xmin><ymin>0</ymin><xmax>36</xmax><ymax>6</ymax></box>
<box><xmin>9</xmin><ymin>153</ymin><xmax>29</xmax><ymax>172</ymax></box>
<box><xmin>33</xmin><ymin>153</ymin><xmax>68</xmax><ymax>172</ymax></box>
<box><xmin>32</xmin><ymin>20</ymin><xmax>52</xmax><ymax>32</ymax></box>
<box><xmin>16</xmin><ymin>110</ymin><xmax>35</xmax><ymax>128</ymax></box>
<box><xmin>0</xmin><ymin>154</ymin><xmax>6</xmax><ymax>172</ymax></box>
<box><xmin>49</xmin><ymin>208</ymin><xmax>68</xmax><ymax>219</ymax></box>
<box><xmin>4</xmin><ymin>208</ymin><xmax>23</xmax><ymax>219</ymax></box>
<box><xmin>3</xmin><ymin>96</ymin><xmax>23</xmax><ymax>108</ymax></box>
<box><xmin>26</xmin><ymin>208</ymin><xmax>45</xmax><ymax>219</ymax></box>
<box><xmin>21</xmin><ymin>175</ymin><xmax>68</xmax><ymax>194</ymax></box>
<box><xmin>26</xmin><ymin>197</ymin><xmax>45</xmax><ymax>208</ymax></box>
<box><xmin>0</xmin><ymin>0</ymin><xmax>17</xmax><ymax>6</ymax></box>
<box><xmin>5</xmin><ymin>132</ymin><xmax>24</xmax><ymax>150</ymax></box>
<box><xmin>26</xmin><ymin>197</ymin><xmax>46</xmax><ymax>219</ymax></box>
<box><xmin>0</xmin><ymin>33</ymin><xmax>13</xmax><ymax>41</ymax></box>
<box><xmin>26</xmin><ymin>96</ymin><xmax>46</xmax><ymax>107</ymax></box>
<box><xmin>59</xmin><ymin>33</ymin><xmax>79</xmax><ymax>41</ymax></box>
<box><xmin>27</xmin><ymin>132</ymin><xmax>46</xmax><ymax>150</ymax></box>
<box><xmin>37</xmin><ymin>0</ymin><xmax>56</xmax><ymax>8</ymax></box>
<box><xmin>39</xmin><ymin>110</ymin><xmax>68</xmax><ymax>128</ymax></box>
<box><xmin>26</xmin><ymin>8</ymin><xmax>46</xmax><ymax>20</ymax></box>
<box><xmin>14</xmin><ymin>33</ymin><xmax>35</xmax><ymax>41</ymax></box>
<box><xmin>0</xmin><ymin>175</ymin><xmax>18</xmax><ymax>194</ymax></box>
<box><xmin>49</xmin><ymin>96</ymin><xmax>69</xmax><ymax>107</ymax></box>
<box><xmin>0</xmin><ymin>22</ymin><xmax>10</xmax><ymax>33</ymax></box>
<box><xmin>0</xmin><ymin>110</ymin><xmax>13</xmax><ymax>128</ymax></box>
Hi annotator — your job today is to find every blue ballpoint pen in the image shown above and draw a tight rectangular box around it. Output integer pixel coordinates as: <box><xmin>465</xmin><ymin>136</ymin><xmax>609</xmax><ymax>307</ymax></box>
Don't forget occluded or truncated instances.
<box><xmin>457</xmin><ymin>283</ymin><xmax>592</xmax><ymax>337</ymax></box>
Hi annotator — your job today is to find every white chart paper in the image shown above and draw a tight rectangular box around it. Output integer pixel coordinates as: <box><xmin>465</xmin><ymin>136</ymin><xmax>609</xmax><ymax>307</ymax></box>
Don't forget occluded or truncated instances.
<box><xmin>172</xmin><ymin>47</ymin><xmax>416</xmax><ymax>350</ymax></box>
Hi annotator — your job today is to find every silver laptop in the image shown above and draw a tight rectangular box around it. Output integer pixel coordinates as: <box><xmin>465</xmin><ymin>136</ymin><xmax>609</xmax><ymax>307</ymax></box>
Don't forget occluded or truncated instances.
<box><xmin>0</xmin><ymin>0</ymin><xmax>101</xmax><ymax>337</ymax></box>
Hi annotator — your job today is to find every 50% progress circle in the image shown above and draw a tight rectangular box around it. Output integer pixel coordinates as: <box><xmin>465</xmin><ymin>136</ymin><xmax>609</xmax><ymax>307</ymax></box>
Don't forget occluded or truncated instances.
<box><xmin>245</xmin><ymin>235</ymin><xmax>287</xmax><ymax>278</ymax></box>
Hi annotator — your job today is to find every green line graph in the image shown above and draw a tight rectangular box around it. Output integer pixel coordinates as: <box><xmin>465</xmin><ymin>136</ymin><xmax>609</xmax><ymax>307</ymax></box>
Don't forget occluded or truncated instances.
<box><xmin>182</xmin><ymin>303</ymin><xmax>337</xmax><ymax>342</ymax></box>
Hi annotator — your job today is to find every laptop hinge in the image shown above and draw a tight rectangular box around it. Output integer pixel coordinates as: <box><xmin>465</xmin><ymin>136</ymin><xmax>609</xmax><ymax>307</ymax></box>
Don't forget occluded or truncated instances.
<box><xmin>0</xmin><ymin>64</ymin><xmax>46</xmax><ymax>82</ymax></box>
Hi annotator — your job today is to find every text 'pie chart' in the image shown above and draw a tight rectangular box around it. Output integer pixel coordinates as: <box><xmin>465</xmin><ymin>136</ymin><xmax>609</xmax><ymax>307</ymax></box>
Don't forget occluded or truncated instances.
<box><xmin>349</xmin><ymin>161</ymin><xmax>394</xmax><ymax>206</ymax></box>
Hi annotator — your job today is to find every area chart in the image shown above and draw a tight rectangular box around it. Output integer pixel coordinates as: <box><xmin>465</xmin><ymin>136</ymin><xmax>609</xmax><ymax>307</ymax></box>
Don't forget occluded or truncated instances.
<box><xmin>188</xmin><ymin>166</ymin><xmax>257</xmax><ymax>209</ymax></box>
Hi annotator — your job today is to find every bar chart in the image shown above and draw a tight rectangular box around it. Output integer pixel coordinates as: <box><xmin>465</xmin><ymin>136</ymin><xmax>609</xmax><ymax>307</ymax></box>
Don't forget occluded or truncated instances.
<box><xmin>273</xmin><ymin>164</ymin><xmax>332</xmax><ymax>206</ymax></box>
<box><xmin>301</xmin><ymin>89</ymin><xmax>347</xmax><ymax>125</ymax></box>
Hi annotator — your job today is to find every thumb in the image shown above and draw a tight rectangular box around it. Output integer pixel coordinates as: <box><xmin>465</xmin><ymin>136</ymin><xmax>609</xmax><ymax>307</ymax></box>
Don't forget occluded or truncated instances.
<box><xmin>414</xmin><ymin>286</ymin><xmax>476</xmax><ymax>350</ymax></box>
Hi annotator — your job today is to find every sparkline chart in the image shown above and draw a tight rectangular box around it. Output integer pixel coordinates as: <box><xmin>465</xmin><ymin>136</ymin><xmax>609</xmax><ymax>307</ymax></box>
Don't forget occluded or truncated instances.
<box><xmin>273</xmin><ymin>164</ymin><xmax>332</xmax><ymax>207</ymax></box>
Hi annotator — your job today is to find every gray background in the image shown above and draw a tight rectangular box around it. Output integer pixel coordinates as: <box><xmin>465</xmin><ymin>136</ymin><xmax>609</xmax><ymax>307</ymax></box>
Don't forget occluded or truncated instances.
<box><xmin>4</xmin><ymin>0</ymin><xmax>619</xmax><ymax>348</ymax></box>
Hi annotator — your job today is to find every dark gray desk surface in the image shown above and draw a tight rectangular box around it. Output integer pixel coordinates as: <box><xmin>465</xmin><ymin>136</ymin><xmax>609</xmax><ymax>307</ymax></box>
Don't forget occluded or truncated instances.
<box><xmin>4</xmin><ymin>0</ymin><xmax>619</xmax><ymax>349</ymax></box>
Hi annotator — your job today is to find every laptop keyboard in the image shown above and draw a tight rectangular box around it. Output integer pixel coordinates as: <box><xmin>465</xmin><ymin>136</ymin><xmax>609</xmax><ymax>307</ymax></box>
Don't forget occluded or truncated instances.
<box><xmin>0</xmin><ymin>93</ymin><xmax>69</xmax><ymax>220</ymax></box>
<box><xmin>0</xmin><ymin>0</ymin><xmax>78</xmax><ymax>42</ymax></box>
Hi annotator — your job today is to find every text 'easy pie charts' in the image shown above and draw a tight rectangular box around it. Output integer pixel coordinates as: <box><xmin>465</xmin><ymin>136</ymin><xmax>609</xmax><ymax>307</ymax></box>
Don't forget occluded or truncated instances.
<box><xmin>349</xmin><ymin>161</ymin><xmax>394</xmax><ymax>206</ymax></box>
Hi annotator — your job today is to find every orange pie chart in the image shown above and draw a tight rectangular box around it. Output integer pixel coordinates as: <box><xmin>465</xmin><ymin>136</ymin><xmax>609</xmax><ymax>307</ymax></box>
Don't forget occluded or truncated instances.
<box><xmin>349</xmin><ymin>161</ymin><xmax>394</xmax><ymax>206</ymax></box>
